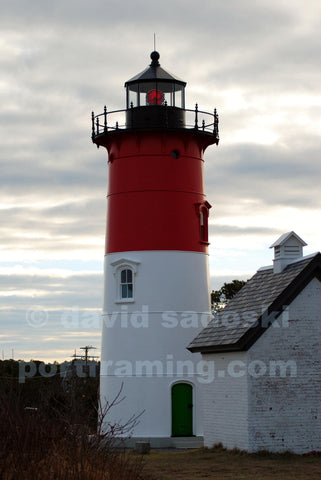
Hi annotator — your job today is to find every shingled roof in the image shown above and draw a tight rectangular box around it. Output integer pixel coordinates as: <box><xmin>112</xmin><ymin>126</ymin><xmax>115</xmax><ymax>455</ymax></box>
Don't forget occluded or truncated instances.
<box><xmin>188</xmin><ymin>252</ymin><xmax>321</xmax><ymax>353</ymax></box>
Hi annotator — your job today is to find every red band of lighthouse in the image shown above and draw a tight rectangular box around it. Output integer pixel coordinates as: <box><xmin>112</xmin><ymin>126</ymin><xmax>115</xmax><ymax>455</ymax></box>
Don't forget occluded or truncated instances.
<box><xmin>104</xmin><ymin>130</ymin><xmax>212</xmax><ymax>253</ymax></box>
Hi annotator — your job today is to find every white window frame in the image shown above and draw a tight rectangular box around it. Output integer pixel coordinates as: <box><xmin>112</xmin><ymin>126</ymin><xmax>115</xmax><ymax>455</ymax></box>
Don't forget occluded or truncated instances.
<box><xmin>111</xmin><ymin>258</ymin><xmax>140</xmax><ymax>303</ymax></box>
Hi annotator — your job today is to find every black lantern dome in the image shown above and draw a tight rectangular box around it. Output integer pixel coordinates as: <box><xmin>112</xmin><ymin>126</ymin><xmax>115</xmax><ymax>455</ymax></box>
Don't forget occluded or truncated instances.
<box><xmin>125</xmin><ymin>51</ymin><xmax>186</xmax><ymax>129</ymax></box>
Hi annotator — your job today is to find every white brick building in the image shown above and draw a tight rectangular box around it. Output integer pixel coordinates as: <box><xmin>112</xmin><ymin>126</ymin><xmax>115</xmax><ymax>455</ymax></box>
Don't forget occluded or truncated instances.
<box><xmin>189</xmin><ymin>232</ymin><xmax>321</xmax><ymax>453</ymax></box>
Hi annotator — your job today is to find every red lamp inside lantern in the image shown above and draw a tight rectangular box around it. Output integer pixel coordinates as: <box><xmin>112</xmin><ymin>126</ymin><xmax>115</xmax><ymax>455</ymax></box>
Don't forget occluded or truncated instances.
<box><xmin>146</xmin><ymin>89</ymin><xmax>164</xmax><ymax>105</ymax></box>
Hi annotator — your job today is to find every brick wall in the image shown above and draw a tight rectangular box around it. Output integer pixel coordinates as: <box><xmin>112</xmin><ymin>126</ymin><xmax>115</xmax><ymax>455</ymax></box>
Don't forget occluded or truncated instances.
<box><xmin>247</xmin><ymin>277</ymin><xmax>321</xmax><ymax>453</ymax></box>
<box><xmin>202</xmin><ymin>351</ymin><xmax>249</xmax><ymax>450</ymax></box>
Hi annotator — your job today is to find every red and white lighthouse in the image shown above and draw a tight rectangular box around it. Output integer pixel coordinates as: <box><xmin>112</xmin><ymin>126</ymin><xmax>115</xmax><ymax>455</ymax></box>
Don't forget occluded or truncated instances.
<box><xmin>92</xmin><ymin>51</ymin><xmax>219</xmax><ymax>447</ymax></box>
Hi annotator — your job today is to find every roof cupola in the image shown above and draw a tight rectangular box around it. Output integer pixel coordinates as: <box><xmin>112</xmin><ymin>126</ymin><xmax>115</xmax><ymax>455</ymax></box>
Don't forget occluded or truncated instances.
<box><xmin>270</xmin><ymin>231</ymin><xmax>307</xmax><ymax>273</ymax></box>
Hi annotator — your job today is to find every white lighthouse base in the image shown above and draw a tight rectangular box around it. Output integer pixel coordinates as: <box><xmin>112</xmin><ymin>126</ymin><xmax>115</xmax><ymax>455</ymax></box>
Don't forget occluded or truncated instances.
<box><xmin>100</xmin><ymin>250</ymin><xmax>212</xmax><ymax>443</ymax></box>
<box><xmin>99</xmin><ymin>375</ymin><xmax>204</xmax><ymax>440</ymax></box>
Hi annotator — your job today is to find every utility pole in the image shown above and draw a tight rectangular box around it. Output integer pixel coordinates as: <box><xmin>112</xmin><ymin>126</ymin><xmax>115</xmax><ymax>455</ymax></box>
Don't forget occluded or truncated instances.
<box><xmin>72</xmin><ymin>345</ymin><xmax>98</xmax><ymax>366</ymax></box>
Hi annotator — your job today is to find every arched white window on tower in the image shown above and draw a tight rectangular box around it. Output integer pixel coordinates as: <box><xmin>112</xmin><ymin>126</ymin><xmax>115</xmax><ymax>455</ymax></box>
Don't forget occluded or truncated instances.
<box><xmin>110</xmin><ymin>258</ymin><xmax>140</xmax><ymax>303</ymax></box>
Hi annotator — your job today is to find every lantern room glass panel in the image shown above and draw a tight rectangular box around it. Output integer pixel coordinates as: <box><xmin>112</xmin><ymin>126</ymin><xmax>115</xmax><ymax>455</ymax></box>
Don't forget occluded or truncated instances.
<box><xmin>173</xmin><ymin>84</ymin><xmax>185</xmax><ymax>109</ymax></box>
<box><xmin>126</xmin><ymin>82</ymin><xmax>185</xmax><ymax>109</ymax></box>
<box><xmin>138</xmin><ymin>82</ymin><xmax>165</xmax><ymax>106</ymax></box>
<box><xmin>127</xmin><ymin>84</ymin><xmax>139</xmax><ymax>108</ymax></box>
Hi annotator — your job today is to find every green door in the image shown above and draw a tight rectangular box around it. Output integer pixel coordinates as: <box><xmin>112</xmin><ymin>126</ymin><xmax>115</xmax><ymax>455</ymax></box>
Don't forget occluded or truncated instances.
<box><xmin>171</xmin><ymin>383</ymin><xmax>193</xmax><ymax>436</ymax></box>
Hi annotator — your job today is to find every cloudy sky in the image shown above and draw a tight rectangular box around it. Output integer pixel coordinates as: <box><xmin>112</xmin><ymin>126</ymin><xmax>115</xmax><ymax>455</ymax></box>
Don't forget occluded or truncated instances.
<box><xmin>1</xmin><ymin>0</ymin><xmax>320</xmax><ymax>362</ymax></box>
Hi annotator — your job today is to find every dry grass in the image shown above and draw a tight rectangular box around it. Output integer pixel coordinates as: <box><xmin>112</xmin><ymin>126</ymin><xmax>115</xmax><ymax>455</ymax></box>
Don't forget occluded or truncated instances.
<box><xmin>0</xmin><ymin>388</ymin><xmax>146</xmax><ymax>480</ymax></box>
<box><xmin>0</xmin><ymin>411</ymin><xmax>146</xmax><ymax>480</ymax></box>
<box><xmin>142</xmin><ymin>445</ymin><xmax>321</xmax><ymax>480</ymax></box>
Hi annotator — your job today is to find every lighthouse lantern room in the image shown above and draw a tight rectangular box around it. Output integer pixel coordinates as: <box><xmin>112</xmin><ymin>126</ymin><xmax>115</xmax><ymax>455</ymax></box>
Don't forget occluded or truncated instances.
<box><xmin>92</xmin><ymin>51</ymin><xmax>219</xmax><ymax>447</ymax></box>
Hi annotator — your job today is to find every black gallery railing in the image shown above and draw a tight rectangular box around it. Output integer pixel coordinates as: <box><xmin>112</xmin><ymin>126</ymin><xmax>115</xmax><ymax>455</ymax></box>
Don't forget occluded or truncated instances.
<box><xmin>91</xmin><ymin>104</ymin><xmax>219</xmax><ymax>141</ymax></box>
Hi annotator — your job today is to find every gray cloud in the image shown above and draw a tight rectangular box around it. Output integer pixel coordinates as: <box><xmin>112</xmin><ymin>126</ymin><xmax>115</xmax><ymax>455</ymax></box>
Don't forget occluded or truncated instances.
<box><xmin>1</xmin><ymin>0</ymin><xmax>320</xmax><ymax>361</ymax></box>
<box><xmin>209</xmin><ymin>225</ymin><xmax>282</xmax><ymax>238</ymax></box>
<box><xmin>205</xmin><ymin>141</ymin><xmax>321</xmax><ymax>211</ymax></box>
<box><xmin>0</xmin><ymin>270</ymin><xmax>103</xmax><ymax>361</ymax></box>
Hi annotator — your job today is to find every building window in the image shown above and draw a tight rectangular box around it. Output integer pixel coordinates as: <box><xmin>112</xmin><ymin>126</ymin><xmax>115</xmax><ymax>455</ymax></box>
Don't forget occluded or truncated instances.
<box><xmin>120</xmin><ymin>268</ymin><xmax>133</xmax><ymax>299</ymax></box>
<box><xmin>111</xmin><ymin>258</ymin><xmax>140</xmax><ymax>303</ymax></box>
<box><xmin>195</xmin><ymin>201</ymin><xmax>211</xmax><ymax>244</ymax></box>
<box><xmin>200</xmin><ymin>210</ymin><xmax>205</xmax><ymax>241</ymax></box>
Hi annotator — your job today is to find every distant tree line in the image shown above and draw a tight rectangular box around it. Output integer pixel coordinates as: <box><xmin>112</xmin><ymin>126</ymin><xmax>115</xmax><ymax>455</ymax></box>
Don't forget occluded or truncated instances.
<box><xmin>0</xmin><ymin>359</ymin><xmax>99</xmax><ymax>430</ymax></box>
